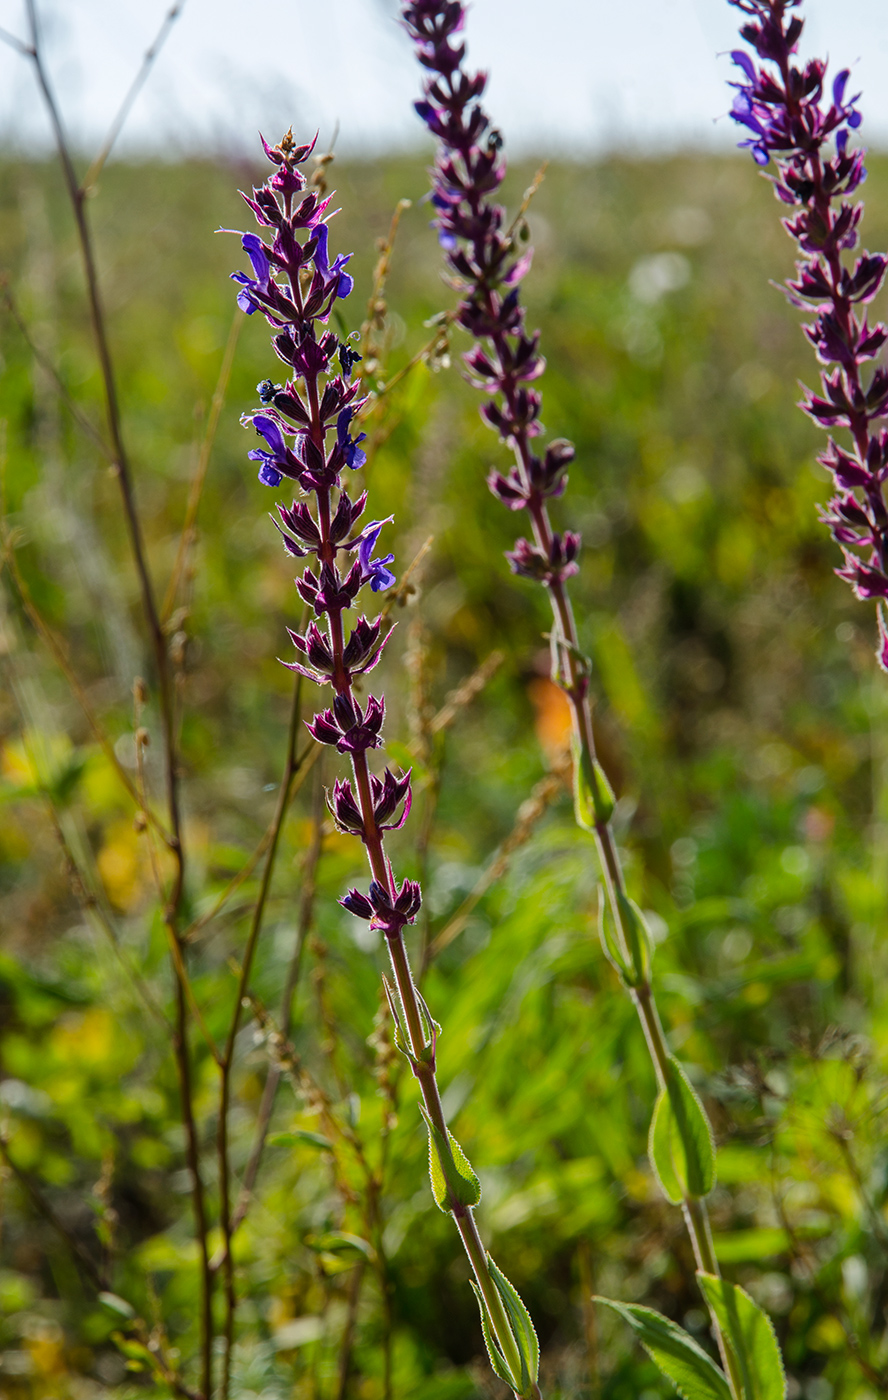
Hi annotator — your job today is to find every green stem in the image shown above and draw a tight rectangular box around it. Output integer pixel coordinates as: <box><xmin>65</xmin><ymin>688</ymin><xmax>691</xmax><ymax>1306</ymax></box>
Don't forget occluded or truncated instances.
<box><xmin>385</xmin><ymin>928</ymin><xmax>534</xmax><ymax>1392</ymax></box>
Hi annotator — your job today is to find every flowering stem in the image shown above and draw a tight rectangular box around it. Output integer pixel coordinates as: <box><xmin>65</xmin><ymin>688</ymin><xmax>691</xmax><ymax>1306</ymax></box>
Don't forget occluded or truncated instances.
<box><xmin>402</xmin><ymin>4</ymin><xmax>745</xmax><ymax>1391</ymax></box>
<box><xmin>231</xmin><ymin>129</ymin><xmax>542</xmax><ymax>1400</ymax></box>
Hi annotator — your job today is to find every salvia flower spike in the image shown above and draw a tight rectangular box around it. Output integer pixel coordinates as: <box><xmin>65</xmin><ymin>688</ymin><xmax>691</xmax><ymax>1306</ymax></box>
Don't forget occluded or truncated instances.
<box><xmin>729</xmin><ymin>0</ymin><xmax>888</xmax><ymax>668</ymax></box>
<box><xmin>402</xmin><ymin>7</ymin><xmax>764</xmax><ymax>1397</ymax></box>
<box><xmin>231</xmin><ymin>131</ymin><xmax>542</xmax><ymax>1400</ymax></box>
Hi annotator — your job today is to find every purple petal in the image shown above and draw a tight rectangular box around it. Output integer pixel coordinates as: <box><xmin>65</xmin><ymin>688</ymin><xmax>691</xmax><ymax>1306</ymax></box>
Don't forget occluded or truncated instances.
<box><xmin>370</xmin><ymin>555</ymin><xmax>396</xmax><ymax>592</ymax></box>
<box><xmin>253</xmin><ymin>414</ymin><xmax>286</xmax><ymax>455</ymax></box>
<box><xmin>833</xmin><ymin>69</ymin><xmax>850</xmax><ymax>108</ymax></box>
<box><xmin>731</xmin><ymin>50</ymin><xmax>758</xmax><ymax>83</ymax></box>
<box><xmin>315</xmin><ymin>222</ymin><xmax>330</xmax><ymax>277</ymax></box>
<box><xmin>358</xmin><ymin>523</ymin><xmax>382</xmax><ymax>574</ymax></box>
<box><xmin>242</xmin><ymin>232</ymin><xmax>270</xmax><ymax>282</ymax></box>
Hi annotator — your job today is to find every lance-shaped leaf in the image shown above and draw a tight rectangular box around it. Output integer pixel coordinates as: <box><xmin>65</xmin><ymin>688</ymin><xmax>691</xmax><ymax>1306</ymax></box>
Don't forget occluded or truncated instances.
<box><xmin>649</xmin><ymin>1056</ymin><xmax>715</xmax><ymax>1202</ymax></box>
<box><xmin>470</xmin><ymin>1280</ymin><xmax>519</xmax><ymax>1391</ymax></box>
<box><xmin>419</xmin><ymin>1104</ymin><xmax>481</xmax><ymax>1213</ymax></box>
<box><xmin>489</xmin><ymin>1255</ymin><xmax>540</xmax><ymax>1391</ymax></box>
<box><xmin>98</xmin><ymin>1292</ymin><xmax>136</xmax><ymax>1320</ymax></box>
<box><xmin>470</xmin><ymin>1257</ymin><xmax>540</xmax><ymax>1398</ymax></box>
<box><xmin>382</xmin><ymin>974</ymin><xmax>411</xmax><ymax>1060</ymax></box>
<box><xmin>382</xmin><ymin>975</ymin><xmax>440</xmax><ymax>1070</ymax></box>
<box><xmin>598</xmin><ymin>885</ymin><xmax>632</xmax><ymax>982</ymax></box>
<box><xmin>594</xmin><ymin>1297</ymin><xmax>732</xmax><ymax>1400</ymax></box>
<box><xmin>616</xmin><ymin>890</ymin><xmax>652</xmax><ymax>986</ymax></box>
<box><xmin>598</xmin><ymin>888</ymin><xmax>654</xmax><ymax>989</ymax></box>
<box><xmin>573</xmin><ymin>734</ymin><xmax>615</xmax><ymax>828</ymax></box>
<box><xmin>697</xmin><ymin>1274</ymin><xmax>786</xmax><ymax>1400</ymax></box>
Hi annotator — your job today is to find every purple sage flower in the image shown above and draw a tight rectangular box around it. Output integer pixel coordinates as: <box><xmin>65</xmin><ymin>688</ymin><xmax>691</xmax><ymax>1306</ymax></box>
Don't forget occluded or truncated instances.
<box><xmin>231</xmin><ymin>130</ymin><xmax>539</xmax><ymax>1398</ymax></box>
<box><xmin>729</xmin><ymin>0</ymin><xmax>888</xmax><ymax>667</ymax></box>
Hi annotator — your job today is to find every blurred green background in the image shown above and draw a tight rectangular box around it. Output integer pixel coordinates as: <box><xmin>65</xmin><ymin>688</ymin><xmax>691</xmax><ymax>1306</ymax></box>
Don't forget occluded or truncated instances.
<box><xmin>1</xmin><ymin>144</ymin><xmax>888</xmax><ymax>1400</ymax></box>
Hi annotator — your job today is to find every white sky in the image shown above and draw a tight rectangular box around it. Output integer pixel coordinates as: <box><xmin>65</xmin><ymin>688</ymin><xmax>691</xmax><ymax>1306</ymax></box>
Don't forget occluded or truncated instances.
<box><xmin>0</xmin><ymin>1</ymin><xmax>887</xmax><ymax>158</ymax></box>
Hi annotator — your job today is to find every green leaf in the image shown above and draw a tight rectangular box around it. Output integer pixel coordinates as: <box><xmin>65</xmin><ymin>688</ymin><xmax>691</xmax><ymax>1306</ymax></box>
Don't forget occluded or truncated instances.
<box><xmin>617</xmin><ymin>891</ymin><xmax>652</xmax><ymax>986</ymax></box>
<box><xmin>697</xmin><ymin>1274</ymin><xmax>785</xmax><ymax>1400</ymax></box>
<box><xmin>488</xmin><ymin>1255</ymin><xmax>540</xmax><ymax>1388</ymax></box>
<box><xmin>381</xmin><ymin>975</ymin><xmax>411</xmax><ymax>1060</ymax></box>
<box><xmin>111</xmin><ymin>1332</ymin><xmax>154</xmax><ymax>1363</ymax></box>
<box><xmin>598</xmin><ymin>886</ymin><xmax>631</xmax><ymax>981</ymax></box>
<box><xmin>382</xmin><ymin>975</ymin><xmax>440</xmax><ymax>1067</ymax></box>
<box><xmin>649</xmin><ymin>1057</ymin><xmax>715</xmax><ymax>1202</ymax></box>
<box><xmin>419</xmin><ymin>1105</ymin><xmax>481</xmax><ymax>1213</ymax></box>
<box><xmin>98</xmin><ymin>1292</ymin><xmax>135</xmax><ymax>1320</ymax></box>
<box><xmin>649</xmin><ymin>1090</ymin><xmax>683</xmax><ymax>1204</ymax></box>
<box><xmin>267</xmin><ymin>1129</ymin><xmax>332</xmax><ymax>1150</ymax></box>
<box><xmin>469</xmin><ymin>1280</ymin><xmax>518</xmax><ymax>1391</ymax></box>
<box><xmin>305</xmin><ymin>1232</ymin><xmax>374</xmax><ymax>1258</ymax></box>
<box><xmin>713</xmin><ymin>1229</ymin><xmax>791</xmax><ymax>1263</ymax></box>
<box><xmin>50</xmin><ymin>752</ymin><xmax>88</xmax><ymax>807</ymax></box>
<box><xmin>594</xmin><ymin>1297</ymin><xmax>731</xmax><ymax>1400</ymax></box>
<box><xmin>573</xmin><ymin>736</ymin><xmax>615</xmax><ymax>828</ymax></box>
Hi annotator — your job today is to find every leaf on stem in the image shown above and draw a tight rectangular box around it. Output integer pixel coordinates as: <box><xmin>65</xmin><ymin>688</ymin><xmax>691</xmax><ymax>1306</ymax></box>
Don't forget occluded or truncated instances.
<box><xmin>470</xmin><ymin>1280</ymin><xmax>519</xmax><ymax>1390</ymax></box>
<box><xmin>617</xmin><ymin>889</ymin><xmax>652</xmax><ymax>986</ymax></box>
<box><xmin>597</xmin><ymin>887</ymin><xmax>653</xmax><ymax>988</ymax></box>
<box><xmin>594</xmin><ymin>1297</ymin><xmax>731</xmax><ymax>1400</ymax></box>
<box><xmin>572</xmin><ymin>735</ymin><xmax>615</xmax><ymax>829</ymax></box>
<box><xmin>267</xmin><ymin>1128</ymin><xmax>332</xmax><ymax>1150</ymax></box>
<box><xmin>418</xmin><ymin>1104</ymin><xmax>481</xmax><ymax>1213</ymax></box>
<box><xmin>598</xmin><ymin>885</ymin><xmax>631</xmax><ymax>982</ymax></box>
<box><xmin>649</xmin><ymin>1056</ymin><xmax>715</xmax><ymax>1202</ymax></box>
<box><xmin>697</xmin><ymin>1273</ymin><xmax>786</xmax><ymax>1400</ymax></box>
<box><xmin>488</xmin><ymin>1255</ymin><xmax>540</xmax><ymax>1389</ymax></box>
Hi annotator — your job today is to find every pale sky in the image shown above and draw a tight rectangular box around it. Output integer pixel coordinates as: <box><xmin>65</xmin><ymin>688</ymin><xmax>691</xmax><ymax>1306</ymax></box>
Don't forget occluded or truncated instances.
<box><xmin>0</xmin><ymin>1</ymin><xmax>887</xmax><ymax>158</ymax></box>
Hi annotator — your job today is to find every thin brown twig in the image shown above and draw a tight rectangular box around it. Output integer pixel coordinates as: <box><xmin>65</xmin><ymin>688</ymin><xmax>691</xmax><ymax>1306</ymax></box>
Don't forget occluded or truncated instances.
<box><xmin>359</xmin><ymin>314</ymin><xmax>455</xmax><ymax>416</ymax></box>
<box><xmin>428</xmin><ymin>751</ymin><xmax>571</xmax><ymax>961</ymax></box>
<box><xmin>227</xmin><ymin>757</ymin><xmax>325</xmax><ymax>1240</ymax></box>
<box><xmin>378</xmin><ymin>536</ymin><xmax>434</xmax><ymax>624</ymax></box>
<box><xmin>0</xmin><ymin>24</ymin><xmax>31</xmax><ymax>56</ymax></box>
<box><xmin>162</xmin><ymin>306</ymin><xmax>242</xmax><ymax>622</ymax></box>
<box><xmin>0</xmin><ymin>537</ymin><xmax>173</xmax><ymax>846</ymax></box>
<box><xmin>0</xmin><ymin>1140</ymin><xmax>201</xmax><ymax>1400</ymax></box>
<box><xmin>20</xmin><ymin>4</ymin><xmax>207</xmax><ymax>1387</ymax></box>
<box><xmin>0</xmin><ymin>1135</ymin><xmax>108</xmax><ymax>1290</ymax></box>
<box><xmin>182</xmin><ymin>739</ymin><xmax>321</xmax><ymax>943</ymax></box>
<box><xmin>47</xmin><ymin>803</ymin><xmax>170</xmax><ymax>1031</ymax></box>
<box><xmin>504</xmin><ymin>161</ymin><xmax>548</xmax><ymax>243</ymax></box>
<box><xmin>0</xmin><ymin>278</ymin><xmax>112</xmax><ymax>458</ymax></box>
<box><xmin>428</xmin><ymin>649</ymin><xmax>503</xmax><ymax>736</ymax></box>
<box><xmin>217</xmin><ymin>674</ymin><xmax>304</xmax><ymax>1400</ymax></box>
<box><xmin>81</xmin><ymin>3</ymin><xmax>186</xmax><ymax>196</ymax></box>
<box><xmin>359</xmin><ymin>197</ymin><xmax>412</xmax><ymax>377</ymax></box>
<box><xmin>22</xmin><ymin>0</ymin><xmax>184</xmax><ymax>878</ymax></box>
<box><xmin>335</xmin><ymin>1259</ymin><xmax>367</xmax><ymax>1400</ymax></box>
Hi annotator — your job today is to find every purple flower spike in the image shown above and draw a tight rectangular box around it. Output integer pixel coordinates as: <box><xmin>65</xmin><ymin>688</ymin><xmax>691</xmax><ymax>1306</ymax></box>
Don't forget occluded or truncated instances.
<box><xmin>729</xmin><ymin>1</ymin><xmax>888</xmax><ymax>665</ymax></box>
<box><xmin>231</xmin><ymin>127</ymin><xmax>533</xmax><ymax>1377</ymax></box>
<box><xmin>230</xmin><ymin>129</ymin><xmax>424</xmax><ymax>940</ymax></box>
